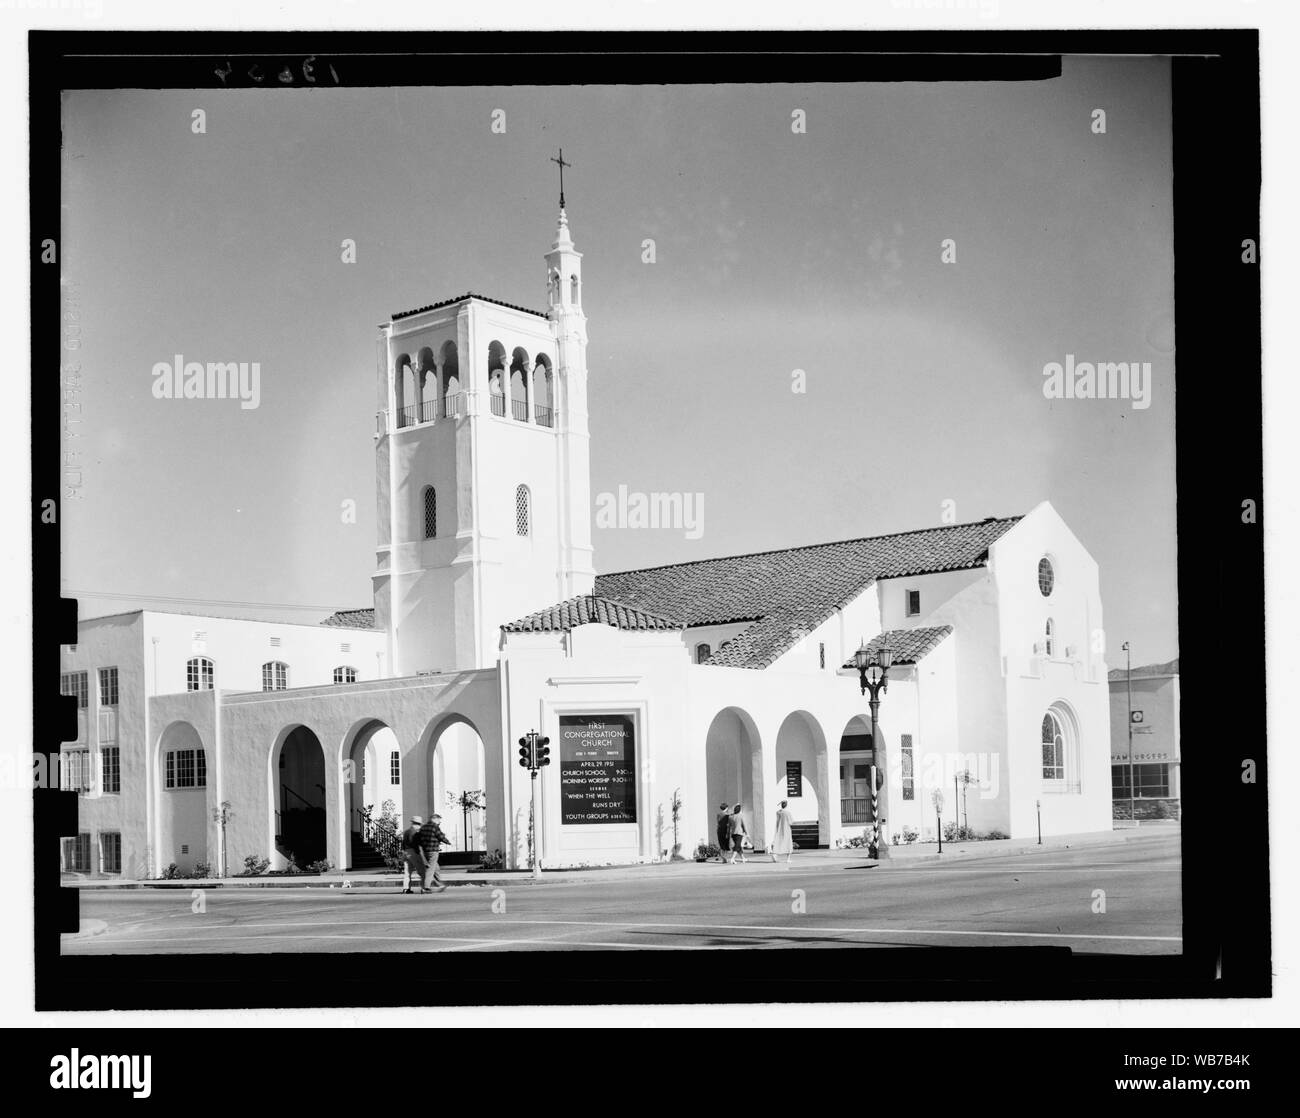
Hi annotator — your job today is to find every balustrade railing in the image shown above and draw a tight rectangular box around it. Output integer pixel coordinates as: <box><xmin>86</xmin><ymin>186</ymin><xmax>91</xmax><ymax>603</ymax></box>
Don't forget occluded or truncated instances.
<box><xmin>511</xmin><ymin>398</ymin><xmax>529</xmax><ymax>422</ymax></box>
<box><xmin>534</xmin><ymin>404</ymin><xmax>554</xmax><ymax>427</ymax></box>
<box><xmin>490</xmin><ymin>394</ymin><xmax>506</xmax><ymax>417</ymax></box>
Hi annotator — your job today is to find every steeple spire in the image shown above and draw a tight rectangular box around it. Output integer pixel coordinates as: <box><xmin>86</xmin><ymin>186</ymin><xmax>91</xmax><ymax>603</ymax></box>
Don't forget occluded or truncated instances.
<box><xmin>549</xmin><ymin>148</ymin><xmax>572</xmax><ymax>209</ymax></box>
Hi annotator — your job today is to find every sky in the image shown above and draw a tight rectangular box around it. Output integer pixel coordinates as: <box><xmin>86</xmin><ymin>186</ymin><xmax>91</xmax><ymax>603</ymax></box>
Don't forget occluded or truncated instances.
<box><xmin>60</xmin><ymin>57</ymin><xmax>1178</xmax><ymax>666</ymax></box>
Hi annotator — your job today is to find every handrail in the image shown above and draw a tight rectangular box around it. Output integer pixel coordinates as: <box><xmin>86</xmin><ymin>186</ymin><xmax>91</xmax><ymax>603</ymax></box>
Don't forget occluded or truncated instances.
<box><xmin>534</xmin><ymin>404</ymin><xmax>554</xmax><ymax>427</ymax></box>
<box><xmin>281</xmin><ymin>783</ymin><xmax>317</xmax><ymax>812</ymax></box>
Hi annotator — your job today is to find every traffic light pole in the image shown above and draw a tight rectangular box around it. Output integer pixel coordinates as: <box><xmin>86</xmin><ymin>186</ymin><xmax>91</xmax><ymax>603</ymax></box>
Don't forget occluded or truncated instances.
<box><xmin>530</xmin><ymin>769</ymin><xmax>542</xmax><ymax>880</ymax></box>
<box><xmin>518</xmin><ymin>728</ymin><xmax>551</xmax><ymax>878</ymax></box>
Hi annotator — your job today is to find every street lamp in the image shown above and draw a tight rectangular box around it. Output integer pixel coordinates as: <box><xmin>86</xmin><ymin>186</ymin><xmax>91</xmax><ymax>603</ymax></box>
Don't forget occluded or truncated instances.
<box><xmin>854</xmin><ymin>640</ymin><xmax>894</xmax><ymax>860</ymax></box>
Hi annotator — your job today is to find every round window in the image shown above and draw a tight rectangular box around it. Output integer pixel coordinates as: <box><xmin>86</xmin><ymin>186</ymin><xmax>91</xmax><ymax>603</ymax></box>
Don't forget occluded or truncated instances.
<box><xmin>1037</xmin><ymin>557</ymin><xmax>1054</xmax><ymax>597</ymax></box>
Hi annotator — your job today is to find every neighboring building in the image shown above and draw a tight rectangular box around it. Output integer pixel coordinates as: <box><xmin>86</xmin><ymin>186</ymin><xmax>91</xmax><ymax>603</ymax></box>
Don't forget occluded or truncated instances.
<box><xmin>1108</xmin><ymin>658</ymin><xmax>1180</xmax><ymax>820</ymax></box>
<box><xmin>59</xmin><ymin>204</ymin><xmax>1116</xmax><ymax>877</ymax></box>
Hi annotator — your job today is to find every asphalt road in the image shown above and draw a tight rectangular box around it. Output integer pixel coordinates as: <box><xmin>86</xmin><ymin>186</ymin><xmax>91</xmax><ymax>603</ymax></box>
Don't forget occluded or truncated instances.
<box><xmin>64</xmin><ymin>834</ymin><xmax>1181</xmax><ymax>954</ymax></box>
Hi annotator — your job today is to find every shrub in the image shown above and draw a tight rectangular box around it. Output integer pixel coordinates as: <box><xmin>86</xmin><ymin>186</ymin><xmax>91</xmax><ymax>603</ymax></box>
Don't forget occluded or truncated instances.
<box><xmin>983</xmin><ymin>829</ymin><xmax>1009</xmax><ymax>840</ymax></box>
<box><xmin>943</xmin><ymin>822</ymin><xmax>977</xmax><ymax>842</ymax></box>
<box><xmin>694</xmin><ymin>842</ymin><xmax>722</xmax><ymax>861</ymax></box>
<box><xmin>241</xmin><ymin>854</ymin><xmax>271</xmax><ymax>876</ymax></box>
<box><xmin>902</xmin><ymin>825</ymin><xmax>919</xmax><ymax>844</ymax></box>
<box><xmin>157</xmin><ymin>863</ymin><xmax>182</xmax><ymax>880</ymax></box>
<box><xmin>305</xmin><ymin>859</ymin><xmax>333</xmax><ymax>874</ymax></box>
<box><xmin>480</xmin><ymin>848</ymin><xmax>504</xmax><ymax>871</ymax></box>
<box><xmin>191</xmin><ymin>861</ymin><xmax>212</xmax><ymax>879</ymax></box>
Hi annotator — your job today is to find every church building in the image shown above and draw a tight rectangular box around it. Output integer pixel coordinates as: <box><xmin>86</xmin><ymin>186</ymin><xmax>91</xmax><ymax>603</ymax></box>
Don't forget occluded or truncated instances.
<box><xmin>58</xmin><ymin>204</ymin><xmax>1114</xmax><ymax>879</ymax></box>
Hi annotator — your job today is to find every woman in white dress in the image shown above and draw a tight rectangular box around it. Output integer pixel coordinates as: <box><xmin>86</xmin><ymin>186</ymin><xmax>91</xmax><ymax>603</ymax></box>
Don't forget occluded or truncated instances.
<box><xmin>771</xmin><ymin>801</ymin><xmax>795</xmax><ymax>863</ymax></box>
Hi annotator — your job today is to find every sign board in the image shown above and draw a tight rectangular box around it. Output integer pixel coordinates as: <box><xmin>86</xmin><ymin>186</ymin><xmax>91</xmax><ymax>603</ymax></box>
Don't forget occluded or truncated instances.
<box><xmin>1131</xmin><ymin>710</ymin><xmax>1144</xmax><ymax>723</ymax></box>
<box><xmin>559</xmin><ymin>714</ymin><xmax>637</xmax><ymax>825</ymax></box>
<box><xmin>786</xmin><ymin>760</ymin><xmax>802</xmax><ymax>798</ymax></box>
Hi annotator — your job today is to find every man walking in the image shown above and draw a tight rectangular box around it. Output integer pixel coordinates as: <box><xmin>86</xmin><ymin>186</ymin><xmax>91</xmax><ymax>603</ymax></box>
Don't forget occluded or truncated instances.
<box><xmin>418</xmin><ymin>812</ymin><xmax>451</xmax><ymax>894</ymax></box>
<box><xmin>715</xmin><ymin>802</ymin><xmax>732</xmax><ymax>863</ymax></box>
<box><xmin>400</xmin><ymin>815</ymin><xmax>425</xmax><ymax>894</ymax></box>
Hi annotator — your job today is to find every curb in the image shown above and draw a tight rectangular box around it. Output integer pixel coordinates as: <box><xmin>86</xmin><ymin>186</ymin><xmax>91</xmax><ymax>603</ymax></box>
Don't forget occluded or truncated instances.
<box><xmin>66</xmin><ymin>829</ymin><xmax>1176</xmax><ymax>891</ymax></box>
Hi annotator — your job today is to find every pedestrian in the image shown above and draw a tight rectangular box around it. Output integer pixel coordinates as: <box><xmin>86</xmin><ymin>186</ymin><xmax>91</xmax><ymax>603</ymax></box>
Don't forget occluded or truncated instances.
<box><xmin>418</xmin><ymin>812</ymin><xmax>451</xmax><ymax>893</ymax></box>
<box><xmin>715</xmin><ymin>801</ymin><xmax>732</xmax><ymax>863</ymax></box>
<box><xmin>771</xmin><ymin>800</ymin><xmax>795</xmax><ymax>864</ymax></box>
<box><xmin>728</xmin><ymin>802</ymin><xmax>748</xmax><ymax>864</ymax></box>
<box><xmin>400</xmin><ymin>815</ymin><xmax>425</xmax><ymax>894</ymax></box>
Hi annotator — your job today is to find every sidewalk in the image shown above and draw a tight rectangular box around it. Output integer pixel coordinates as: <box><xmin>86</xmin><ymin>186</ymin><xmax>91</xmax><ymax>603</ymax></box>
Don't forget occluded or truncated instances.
<box><xmin>64</xmin><ymin>822</ymin><xmax>1178</xmax><ymax>892</ymax></box>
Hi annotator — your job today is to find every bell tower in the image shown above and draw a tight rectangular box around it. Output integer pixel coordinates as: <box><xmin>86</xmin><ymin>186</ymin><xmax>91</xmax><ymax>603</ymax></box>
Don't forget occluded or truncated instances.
<box><xmin>371</xmin><ymin>191</ymin><xmax>595</xmax><ymax>676</ymax></box>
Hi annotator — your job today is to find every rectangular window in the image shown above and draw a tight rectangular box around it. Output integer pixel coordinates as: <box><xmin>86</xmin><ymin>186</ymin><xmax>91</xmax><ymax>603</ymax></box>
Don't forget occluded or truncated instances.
<box><xmin>786</xmin><ymin>760</ymin><xmax>802</xmax><ymax>798</ymax></box>
<box><xmin>98</xmin><ymin>667</ymin><xmax>119</xmax><ymax>707</ymax></box>
<box><xmin>61</xmin><ymin>749</ymin><xmax>91</xmax><ymax>793</ymax></box>
<box><xmin>165</xmin><ymin>749</ymin><xmax>206</xmax><ymax>790</ymax></box>
<box><xmin>100</xmin><ymin>832</ymin><xmax>121</xmax><ymax>874</ymax></box>
<box><xmin>901</xmin><ymin>733</ymin><xmax>914</xmax><ymax>800</ymax></box>
<box><xmin>1113</xmin><ymin>763</ymin><xmax>1170</xmax><ymax>799</ymax></box>
<box><xmin>390</xmin><ymin>751</ymin><xmax>401</xmax><ymax>785</ymax></box>
<box><xmin>906</xmin><ymin>590</ymin><xmax>921</xmax><ymax>617</ymax></box>
<box><xmin>60</xmin><ymin>671</ymin><xmax>88</xmax><ymax>708</ymax></box>
<box><xmin>101</xmin><ymin>746</ymin><xmax>120</xmax><ymax>794</ymax></box>
<box><xmin>263</xmin><ymin>662</ymin><xmax>288</xmax><ymax>691</ymax></box>
<box><xmin>64</xmin><ymin>833</ymin><xmax>91</xmax><ymax>873</ymax></box>
<box><xmin>819</xmin><ymin>642</ymin><xmax>826</xmax><ymax>669</ymax></box>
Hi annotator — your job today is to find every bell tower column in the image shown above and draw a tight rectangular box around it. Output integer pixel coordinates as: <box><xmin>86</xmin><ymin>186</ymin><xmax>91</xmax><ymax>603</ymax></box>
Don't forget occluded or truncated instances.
<box><xmin>546</xmin><ymin>206</ymin><xmax>596</xmax><ymax>598</ymax></box>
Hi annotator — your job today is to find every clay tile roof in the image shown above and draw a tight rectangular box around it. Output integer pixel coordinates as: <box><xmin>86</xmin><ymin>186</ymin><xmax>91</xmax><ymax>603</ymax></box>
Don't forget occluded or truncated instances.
<box><xmin>321</xmin><ymin>608</ymin><xmax>377</xmax><ymax>630</ymax></box>
<box><xmin>391</xmin><ymin>292</ymin><xmax>549</xmax><ymax>322</ymax></box>
<box><xmin>592</xmin><ymin>517</ymin><xmax>1019</xmax><ymax>668</ymax></box>
<box><xmin>841</xmin><ymin>626</ymin><xmax>955</xmax><ymax>669</ymax></box>
<box><xmin>501</xmin><ymin>595</ymin><xmax>685</xmax><ymax>634</ymax></box>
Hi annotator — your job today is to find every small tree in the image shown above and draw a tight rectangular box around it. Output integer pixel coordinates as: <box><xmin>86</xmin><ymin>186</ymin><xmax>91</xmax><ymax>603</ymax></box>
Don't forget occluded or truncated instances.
<box><xmin>670</xmin><ymin>788</ymin><xmax>685</xmax><ymax>861</ymax></box>
<box><xmin>446</xmin><ymin>789</ymin><xmax>485</xmax><ymax>850</ymax></box>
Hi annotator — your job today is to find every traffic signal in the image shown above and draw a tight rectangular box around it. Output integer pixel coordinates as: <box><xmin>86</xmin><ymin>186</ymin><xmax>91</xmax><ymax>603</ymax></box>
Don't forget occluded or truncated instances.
<box><xmin>518</xmin><ymin>735</ymin><xmax>534</xmax><ymax>769</ymax></box>
<box><xmin>536</xmin><ymin>736</ymin><xmax>551</xmax><ymax>766</ymax></box>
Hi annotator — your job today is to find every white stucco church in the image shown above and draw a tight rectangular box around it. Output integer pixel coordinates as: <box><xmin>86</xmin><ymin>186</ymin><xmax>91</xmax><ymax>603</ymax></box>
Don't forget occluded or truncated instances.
<box><xmin>58</xmin><ymin>204</ymin><xmax>1114</xmax><ymax>879</ymax></box>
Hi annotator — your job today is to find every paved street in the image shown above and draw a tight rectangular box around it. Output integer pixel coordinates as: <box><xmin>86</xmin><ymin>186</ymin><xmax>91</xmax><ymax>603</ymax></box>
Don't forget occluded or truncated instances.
<box><xmin>64</xmin><ymin>834</ymin><xmax>1180</xmax><ymax>954</ymax></box>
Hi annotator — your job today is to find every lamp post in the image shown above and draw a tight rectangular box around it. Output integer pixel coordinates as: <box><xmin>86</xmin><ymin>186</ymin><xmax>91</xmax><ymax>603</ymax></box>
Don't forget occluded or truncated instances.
<box><xmin>854</xmin><ymin>641</ymin><xmax>894</xmax><ymax>860</ymax></box>
<box><xmin>1122</xmin><ymin>640</ymin><xmax>1135</xmax><ymax>824</ymax></box>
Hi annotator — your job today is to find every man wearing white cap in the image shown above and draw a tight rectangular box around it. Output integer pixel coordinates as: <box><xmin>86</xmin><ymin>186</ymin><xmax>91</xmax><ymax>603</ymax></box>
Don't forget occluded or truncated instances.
<box><xmin>400</xmin><ymin>815</ymin><xmax>425</xmax><ymax>894</ymax></box>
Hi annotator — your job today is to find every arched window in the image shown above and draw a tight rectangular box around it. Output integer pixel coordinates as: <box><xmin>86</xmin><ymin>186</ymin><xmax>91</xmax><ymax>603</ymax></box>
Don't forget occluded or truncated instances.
<box><xmin>515</xmin><ymin>485</ymin><xmax>530</xmax><ymax>536</ymax></box>
<box><xmin>1044</xmin><ymin>618</ymin><xmax>1055</xmax><ymax>658</ymax></box>
<box><xmin>186</xmin><ymin>657</ymin><xmax>214</xmax><ymax>691</ymax></box>
<box><xmin>423</xmin><ymin>486</ymin><xmax>437</xmax><ymax>539</ymax></box>
<box><xmin>695</xmin><ymin>643</ymin><xmax>711</xmax><ymax>664</ymax></box>
<box><xmin>1041</xmin><ymin>712</ymin><xmax>1065</xmax><ymax>781</ymax></box>
<box><xmin>262</xmin><ymin>661</ymin><xmax>288</xmax><ymax>692</ymax></box>
<box><xmin>333</xmin><ymin>666</ymin><xmax>357</xmax><ymax>685</ymax></box>
<box><xmin>570</xmin><ymin>274</ymin><xmax>580</xmax><ymax>306</ymax></box>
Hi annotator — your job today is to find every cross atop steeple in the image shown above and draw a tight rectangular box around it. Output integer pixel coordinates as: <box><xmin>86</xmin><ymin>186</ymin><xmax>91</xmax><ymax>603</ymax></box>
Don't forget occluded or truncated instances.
<box><xmin>550</xmin><ymin>148</ymin><xmax>572</xmax><ymax>209</ymax></box>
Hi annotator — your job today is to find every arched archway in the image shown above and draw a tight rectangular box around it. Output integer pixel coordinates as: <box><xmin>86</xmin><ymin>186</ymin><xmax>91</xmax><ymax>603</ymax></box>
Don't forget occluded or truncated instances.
<box><xmin>416</xmin><ymin>346</ymin><xmax>438</xmax><ymax>422</ymax></box>
<box><xmin>420</xmin><ymin>714</ymin><xmax>489</xmax><ymax>855</ymax></box>
<box><xmin>839</xmin><ymin>714</ymin><xmax>885</xmax><ymax>836</ymax></box>
<box><xmin>341</xmin><ymin>718</ymin><xmax>404</xmax><ymax>869</ymax></box>
<box><xmin>532</xmin><ymin>355</ymin><xmax>554</xmax><ymax>426</ymax></box>
<box><xmin>774</xmin><ymin>710</ymin><xmax>829</xmax><ymax>848</ymax></box>
<box><xmin>704</xmin><ymin>707</ymin><xmax>761</xmax><ymax>853</ymax></box>
<box><xmin>394</xmin><ymin>353</ymin><xmax>415</xmax><ymax>426</ymax></box>
<box><xmin>270</xmin><ymin>725</ymin><xmax>327</xmax><ymax>868</ymax></box>
<box><xmin>155</xmin><ymin>720</ymin><xmax>210</xmax><ymax>875</ymax></box>
<box><xmin>440</xmin><ymin>339</ymin><xmax>461</xmax><ymax>414</ymax></box>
